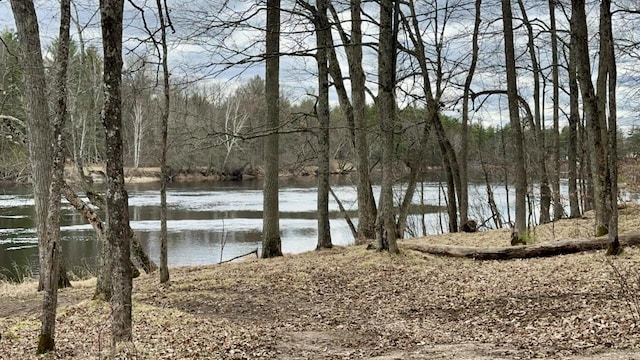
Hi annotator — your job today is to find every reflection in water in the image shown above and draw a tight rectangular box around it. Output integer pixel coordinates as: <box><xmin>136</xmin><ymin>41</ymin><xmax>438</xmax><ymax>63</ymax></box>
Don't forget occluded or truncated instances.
<box><xmin>0</xmin><ymin>178</ymin><xmax>366</xmax><ymax>281</ymax></box>
<box><xmin>1</xmin><ymin>178</ymin><xmax>588</xmax><ymax>282</ymax></box>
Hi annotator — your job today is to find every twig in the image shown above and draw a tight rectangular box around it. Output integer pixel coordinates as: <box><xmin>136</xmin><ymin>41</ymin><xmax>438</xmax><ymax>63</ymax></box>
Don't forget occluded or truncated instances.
<box><xmin>219</xmin><ymin>249</ymin><xmax>258</xmax><ymax>264</ymax></box>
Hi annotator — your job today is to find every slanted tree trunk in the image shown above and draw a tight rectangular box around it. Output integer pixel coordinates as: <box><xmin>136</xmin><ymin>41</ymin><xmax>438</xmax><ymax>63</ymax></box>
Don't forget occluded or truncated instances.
<box><xmin>100</xmin><ymin>0</ymin><xmax>133</xmax><ymax>343</ymax></box>
<box><xmin>501</xmin><ymin>0</ymin><xmax>528</xmax><ymax>243</ymax></box>
<box><xmin>60</xmin><ymin>183</ymin><xmax>111</xmax><ymax>300</ymax></box>
<box><xmin>155</xmin><ymin>0</ymin><xmax>171</xmax><ymax>283</ymax></box>
<box><xmin>376</xmin><ymin>0</ymin><xmax>398</xmax><ymax>254</ymax></box>
<box><xmin>315</xmin><ymin>0</ymin><xmax>332</xmax><ymax>249</ymax></box>
<box><xmin>36</xmin><ymin>0</ymin><xmax>70</xmax><ymax>353</ymax></box>
<box><xmin>262</xmin><ymin>0</ymin><xmax>283</xmax><ymax>258</ymax></box>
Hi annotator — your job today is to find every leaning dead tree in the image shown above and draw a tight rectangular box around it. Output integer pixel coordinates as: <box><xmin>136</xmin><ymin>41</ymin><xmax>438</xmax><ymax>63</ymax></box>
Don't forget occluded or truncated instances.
<box><xmin>404</xmin><ymin>234</ymin><xmax>640</xmax><ymax>261</ymax></box>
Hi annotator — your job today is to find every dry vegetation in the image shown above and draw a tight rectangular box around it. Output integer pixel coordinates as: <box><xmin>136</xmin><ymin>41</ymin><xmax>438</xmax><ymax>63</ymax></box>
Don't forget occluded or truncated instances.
<box><xmin>2</xmin><ymin>207</ymin><xmax>640</xmax><ymax>359</ymax></box>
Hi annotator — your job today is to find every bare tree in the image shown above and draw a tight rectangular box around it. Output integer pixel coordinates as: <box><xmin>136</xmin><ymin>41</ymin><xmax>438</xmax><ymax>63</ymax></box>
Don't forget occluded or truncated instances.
<box><xmin>327</xmin><ymin>0</ymin><xmax>377</xmax><ymax>242</ymax></box>
<box><xmin>155</xmin><ymin>0</ymin><xmax>172</xmax><ymax>283</ymax></box>
<box><xmin>571</xmin><ymin>0</ymin><xmax>614</xmax><ymax>240</ymax></box>
<box><xmin>548</xmin><ymin>0</ymin><xmax>563</xmax><ymax>221</ymax></box>
<box><xmin>501</xmin><ymin>0</ymin><xmax>528</xmax><ymax>243</ymax></box>
<box><xmin>9</xmin><ymin>0</ymin><xmax>55</xmax><ymax>291</ymax></box>
<box><xmin>460</xmin><ymin>0</ymin><xmax>482</xmax><ymax>228</ymax></box>
<box><xmin>314</xmin><ymin>0</ymin><xmax>332</xmax><ymax>249</ymax></box>
<box><xmin>100</xmin><ymin>0</ymin><xmax>133</xmax><ymax>342</ymax></box>
<box><xmin>376</xmin><ymin>0</ymin><xmax>399</xmax><ymax>253</ymax></box>
<box><xmin>262</xmin><ymin>0</ymin><xmax>283</xmax><ymax>258</ymax></box>
<box><xmin>37</xmin><ymin>0</ymin><xmax>71</xmax><ymax>353</ymax></box>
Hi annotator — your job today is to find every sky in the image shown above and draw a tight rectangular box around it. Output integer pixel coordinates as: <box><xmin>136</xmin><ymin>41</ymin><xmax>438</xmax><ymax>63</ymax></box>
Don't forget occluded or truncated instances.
<box><xmin>0</xmin><ymin>0</ymin><xmax>638</xmax><ymax>131</ymax></box>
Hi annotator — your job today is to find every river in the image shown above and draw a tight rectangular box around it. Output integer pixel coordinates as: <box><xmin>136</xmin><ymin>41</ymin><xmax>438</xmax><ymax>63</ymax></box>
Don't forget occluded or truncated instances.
<box><xmin>0</xmin><ymin>176</ymin><xmax>587</xmax><ymax>282</ymax></box>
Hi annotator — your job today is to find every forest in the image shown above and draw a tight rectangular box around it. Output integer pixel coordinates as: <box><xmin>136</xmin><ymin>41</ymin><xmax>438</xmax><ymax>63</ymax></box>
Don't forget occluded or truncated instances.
<box><xmin>1</xmin><ymin>0</ymin><xmax>640</xmax><ymax>358</ymax></box>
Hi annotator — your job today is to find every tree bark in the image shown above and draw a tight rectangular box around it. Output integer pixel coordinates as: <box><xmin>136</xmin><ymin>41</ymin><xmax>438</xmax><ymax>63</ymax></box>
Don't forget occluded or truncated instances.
<box><xmin>9</xmin><ymin>0</ymin><xmax>54</xmax><ymax>292</ymax></box>
<box><xmin>262</xmin><ymin>0</ymin><xmax>283</xmax><ymax>258</ymax></box>
<box><xmin>155</xmin><ymin>0</ymin><xmax>170</xmax><ymax>283</ymax></box>
<box><xmin>572</xmin><ymin>0</ymin><xmax>610</xmax><ymax>237</ymax></box>
<box><xmin>599</xmin><ymin>0</ymin><xmax>619</xmax><ymax>255</ymax></box>
<box><xmin>100</xmin><ymin>0</ymin><xmax>133</xmax><ymax>343</ymax></box>
<box><xmin>404</xmin><ymin>234</ymin><xmax>640</xmax><ymax>261</ymax></box>
<box><xmin>36</xmin><ymin>0</ymin><xmax>70</xmax><ymax>353</ymax></box>
<box><xmin>376</xmin><ymin>0</ymin><xmax>398</xmax><ymax>254</ymax></box>
<box><xmin>327</xmin><ymin>1</ymin><xmax>377</xmax><ymax>242</ymax></box>
<box><xmin>60</xmin><ymin>183</ymin><xmax>111</xmax><ymax>300</ymax></box>
<box><xmin>567</xmin><ymin>7</ymin><xmax>581</xmax><ymax>219</ymax></box>
<box><xmin>460</xmin><ymin>0</ymin><xmax>481</xmax><ymax>227</ymax></box>
<box><xmin>501</xmin><ymin>0</ymin><xmax>528</xmax><ymax>243</ymax></box>
<box><xmin>548</xmin><ymin>0</ymin><xmax>563</xmax><ymax>221</ymax></box>
<box><xmin>315</xmin><ymin>0</ymin><xmax>332</xmax><ymax>250</ymax></box>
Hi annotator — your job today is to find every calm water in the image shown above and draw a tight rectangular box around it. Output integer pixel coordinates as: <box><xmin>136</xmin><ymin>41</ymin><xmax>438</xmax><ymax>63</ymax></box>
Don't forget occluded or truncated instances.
<box><xmin>1</xmin><ymin>176</ymin><xmax>596</xmax><ymax>282</ymax></box>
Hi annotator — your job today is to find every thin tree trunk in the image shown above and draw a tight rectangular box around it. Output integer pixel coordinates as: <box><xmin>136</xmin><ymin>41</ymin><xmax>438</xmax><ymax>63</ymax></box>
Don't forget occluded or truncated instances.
<box><xmin>327</xmin><ymin>0</ymin><xmax>376</xmax><ymax>241</ymax></box>
<box><xmin>36</xmin><ymin>0</ymin><xmax>70</xmax><ymax>353</ymax></box>
<box><xmin>549</xmin><ymin>0</ymin><xmax>563</xmax><ymax>221</ymax></box>
<box><xmin>60</xmin><ymin>183</ymin><xmax>111</xmax><ymax>300</ymax></box>
<box><xmin>100</xmin><ymin>0</ymin><xmax>133</xmax><ymax>343</ymax></box>
<box><xmin>262</xmin><ymin>0</ymin><xmax>283</xmax><ymax>258</ymax></box>
<box><xmin>155</xmin><ymin>0</ymin><xmax>170</xmax><ymax>283</ymax></box>
<box><xmin>517</xmin><ymin>0</ymin><xmax>550</xmax><ymax>224</ymax></box>
<box><xmin>567</xmin><ymin>16</ymin><xmax>581</xmax><ymax>218</ymax></box>
<box><xmin>460</xmin><ymin>0</ymin><xmax>481</xmax><ymax>227</ymax></box>
<box><xmin>501</xmin><ymin>0</ymin><xmax>528</xmax><ymax>243</ymax></box>
<box><xmin>315</xmin><ymin>0</ymin><xmax>332</xmax><ymax>249</ymax></box>
<box><xmin>349</xmin><ymin>0</ymin><xmax>376</xmax><ymax>241</ymax></box>
<box><xmin>396</xmin><ymin>162</ymin><xmax>419</xmax><ymax>239</ymax></box>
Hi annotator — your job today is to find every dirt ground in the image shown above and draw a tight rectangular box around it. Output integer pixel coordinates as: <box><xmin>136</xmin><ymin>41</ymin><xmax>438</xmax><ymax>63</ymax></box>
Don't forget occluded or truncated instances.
<box><xmin>2</xmin><ymin>207</ymin><xmax>640</xmax><ymax>359</ymax></box>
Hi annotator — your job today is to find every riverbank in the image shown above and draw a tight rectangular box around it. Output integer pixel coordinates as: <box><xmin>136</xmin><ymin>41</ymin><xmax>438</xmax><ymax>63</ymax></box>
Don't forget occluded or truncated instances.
<box><xmin>1</xmin><ymin>207</ymin><xmax>640</xmax><ymax>359</ymax></box>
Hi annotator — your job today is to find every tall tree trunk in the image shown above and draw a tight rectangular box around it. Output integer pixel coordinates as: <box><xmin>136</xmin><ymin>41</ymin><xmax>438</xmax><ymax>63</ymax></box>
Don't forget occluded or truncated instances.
<box><xmin>100</xmin><ymin>0</ymin><xmax>133</xmax><ymax>343</ymax></box>
<box><xmin>572</xmin><ymin>0</ymin><xmax>610</xmax><ymax>237</ymax></box>
<box><xmin>37</xmin><ymin>0</ymin><xmax>70</xmax><ymax>353</ymax></box>
<box><xmin>327</xmin><ymin>0</ymin><xmax>376</xmax><ymax>242</ymax></box>
<box><xmin>517</xmin><ymin>0</ymin><xmax>550</xmax><ymax>224</ymax></box>
<box><xmin>501</xmin><ymin>0</ymin><xmax>528</xmax><ymax>243</ymax></box>
<box><xmin>315</xmin><ymin>0</ymin><xmax>332</xmax><ymax>249</ymax></box>
<box><xmin>349</xmin><ymin>0</ymin><xmax>376</xmax><ymax>241</ymax></box>
<box><xmin>549</xmin><ymin>0</ymin><xmax>563</xmax><ymax>221</ymax></box>
<box><xmin>599</xmin><ymin>0</ymin><xmax>619</xmax><ymax>255</ymax></box>
<box><xmin>460</xmin><ymin>0</ymin><xmax>481</xmax><ymax>227</ymax></box>
<box><xmin>155</xmin><ymin>0</ymin><xmax>170</xmax><ymax>283</ymax></box>
<box><xmin>376</xmin><ymin>0</ymin><xmax>398</xmax><ymax>254</ymax></box>
<box><xmin>567</xmin><ymin>22</ymin><xmax>581</xmax><ymax>218</ymax></box>
<box><xmin>262</xmin><ymin>0</ymin><xmax>283</xmax><ymax>258</ymax></box>
<box><xmin>9</xmin><ymin>0</ymin><xmax>54</xmax><ymax>292</ymax></box>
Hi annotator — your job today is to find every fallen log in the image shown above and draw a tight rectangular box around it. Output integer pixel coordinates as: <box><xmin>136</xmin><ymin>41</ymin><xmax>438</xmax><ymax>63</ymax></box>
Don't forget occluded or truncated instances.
<box><xmin>402</xmin><ymin>234</ymin><xmax>640</xmax><ymax>260</ymax></box>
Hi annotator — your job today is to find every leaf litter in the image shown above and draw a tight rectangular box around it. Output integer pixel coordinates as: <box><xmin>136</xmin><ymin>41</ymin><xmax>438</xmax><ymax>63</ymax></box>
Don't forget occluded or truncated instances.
<box><xmin>1</xmin><ymin>206</ymin><xmax>640</xmax><ymax>359</ymax></box>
